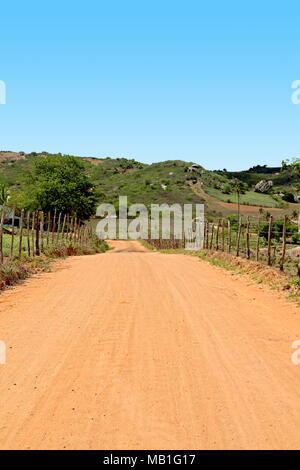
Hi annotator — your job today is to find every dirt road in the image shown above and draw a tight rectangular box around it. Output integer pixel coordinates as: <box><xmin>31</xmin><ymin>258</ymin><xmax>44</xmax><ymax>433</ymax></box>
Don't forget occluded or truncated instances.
<box><xmin>0</xmin><ymin>240</ymin><xmax>300</xmax><ymax>449</ymax></box>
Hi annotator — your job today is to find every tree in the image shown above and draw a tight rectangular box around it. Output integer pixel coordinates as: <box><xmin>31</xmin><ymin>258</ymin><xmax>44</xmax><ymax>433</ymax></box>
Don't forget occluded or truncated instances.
<box><xmin>12</xmin><ymin>155</ymin><xmax>99</xmax><ymax>220</ymax></box>
<box><xmin>282</xmin><ymin>158</ymin><xmax>300</xmax><ymax>173</ymax></box>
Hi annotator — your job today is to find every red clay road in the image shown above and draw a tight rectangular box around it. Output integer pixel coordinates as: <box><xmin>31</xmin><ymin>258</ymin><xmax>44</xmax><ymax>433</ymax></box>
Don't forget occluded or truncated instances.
<box><xmin>0</xmin><ymin>240</ymin><xmax>300</xmax><ymax>449</ymax></box>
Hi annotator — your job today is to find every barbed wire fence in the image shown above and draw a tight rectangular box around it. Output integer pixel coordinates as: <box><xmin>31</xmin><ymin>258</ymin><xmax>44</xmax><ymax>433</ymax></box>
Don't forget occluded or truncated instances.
<box><xmin>146</xmin><ymin>214</ymin><xmax>300</xmax><ymax>276</ymax></box>
<box><xmin>0</xmin><ymin>204</ymin><xmax>98</xmax><ymax>261</ymax></box>
<box><xmin>203</xmin><ymin>215</ymin><xmax>300</xmax><ymax>275</ymax></box>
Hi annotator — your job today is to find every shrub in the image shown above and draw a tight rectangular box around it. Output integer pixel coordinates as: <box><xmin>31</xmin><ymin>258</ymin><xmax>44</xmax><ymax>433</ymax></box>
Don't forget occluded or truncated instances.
<box><xmin>0</xmin><ymin>261</ymin><xmax>29</xmax><ymax>288</ymax></box>
<box><xmin>222</xmin><ymin>183</ymin><xmax>232</xmax><ymax>194</ymax></box>
<box><xmin>282</xmin><ymin>192</ymin><xmax>295</xmax><ymax>203</ymax></box>
<box><xmin>261</xmin><ymin>219</ymin><xmax>298</xmax><ymax>242</ymax></box>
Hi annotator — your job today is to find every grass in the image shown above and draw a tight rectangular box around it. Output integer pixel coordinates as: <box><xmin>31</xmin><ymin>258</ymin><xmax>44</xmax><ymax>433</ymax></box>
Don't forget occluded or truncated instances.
<box><xmin>1</xmin><ymin>151</ymin><xmax>300</xmax><ymax>224</ymax></box>
<box><xmin>2</xmin><ymin>232</ymin><xmax>28</xmax><ymax>258</ymax></box>
<box><xmin>1</xmin><ymin>231</ymin><xmax>108</xmax><ymax>259</ymax></box>
<box><xmin>204</xmin><ymin>187</ymin><xmax>281</xmax><ymax>208</ymax></box>
<box><xmin>139</xmin><ymin>239</ymin><xmax>156</xmax><ymax>250</ymax></box>
<box><xmin>195</xmin><ymin>250</ymin><xmax>237</xmax><ymax>270</ymax></box>
<box><xmin>0</xmin><ymin>257</ymin><xmax>51</xmax><ymax>291</ymax></box>
<box><xmin>93</xmin><ymin>160</ymin><xmax>204</xmax><ymax>208</ymax></box>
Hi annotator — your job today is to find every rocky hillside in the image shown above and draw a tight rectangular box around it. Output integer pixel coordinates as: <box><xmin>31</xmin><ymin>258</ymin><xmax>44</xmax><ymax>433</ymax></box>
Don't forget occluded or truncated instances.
<box><xmin>0</xmin><ymin>151</ymin><xmax>299</xmax><ymax>218</ymax></box>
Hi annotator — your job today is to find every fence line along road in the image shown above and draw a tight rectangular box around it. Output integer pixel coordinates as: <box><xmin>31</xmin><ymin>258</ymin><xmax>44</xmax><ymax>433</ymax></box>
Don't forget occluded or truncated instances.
<box><xmin>147</xmin><ymin>214</ymin><xmax>300</xmax><ymax>276</ymax></box>
<box><xmin>0</xmin><ymin>206</ymin><xmax>95</xmax><ymax>262</ymax></box>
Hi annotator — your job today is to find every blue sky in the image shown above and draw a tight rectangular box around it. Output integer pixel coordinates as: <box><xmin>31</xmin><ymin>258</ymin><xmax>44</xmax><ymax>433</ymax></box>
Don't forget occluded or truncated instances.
<box><xmin>0</xmin><ymin>1</ymin><xmax>299</xmax><ymax>170</ymax></box>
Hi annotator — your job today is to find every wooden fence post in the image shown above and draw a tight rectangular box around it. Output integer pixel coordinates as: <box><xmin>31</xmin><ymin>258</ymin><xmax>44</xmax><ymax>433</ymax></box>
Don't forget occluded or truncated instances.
<box><xmin>52</xmin><ymin>209</ymin><xmax>57</xmax><ymax>245</ymax></box>
<box><xmin>78</xmin><ymin>220</ymin><xmax>82</xmax><ymax>241</ymax></box>
<box><xmin>10</xmin><ymin>207</ymin><xmax>15</xmax><ymax>260</ymax></box>
<box><xmin>35</xmin><ymin>211</ymin><xmax>40</xmax><ymax>256</ymax></box>
<box><xmin>246</xmin><ymin>216</ymin><xmax>250</xmax><ymax>259</ymax></box>
<box><xmin>0</xmin><ymin>204</ymin><xmax>6</xmax><ymax>263</ymax></box>
<box><xmin>31</xmin><ymin>212</ymin><xmax>35</xmax><ymax>256</ymax></box>
<box><xmin>69</xmin><ymin>217</ymin><xmax>74</xmax><ymax>241</ymax></box>
<box><xmin>76</xmin><ymin>220</ymin><xmax>81</xmax><ymax>243</ymax></box>
<box><xmin>215</xmin><ymin>219</ymin><xmax>220</xmax><ymax>250</ymax></box>
<box><xmin>27</xmin><ymin>211</ymin><xmax>31</xmax><ymax>257</ymax></box>
<box><xmin>66</xmin><ymin>214</ymin><xmax>70</xmax><ymax>240</ymax></box>
<box><xmin>46</xmin><ymin>212</ymin><xmax>51</xmax><ymax>246</ymax></box>
<box><xmin>56</xmin><ymin>212</ymin><xmax>62</xmax><ymax>243</ymax></box>
<box><xmin>74</xmin><ymin>216</ymin><xmax>77</xmax><ymax>241</ymax></box>
<box><xmin>267</xmin><ymin>215</ymin><xmax>273</xmax><ymax>266</ymax></box>
<box><xmin>205</xmin><ymin>222</ymin><xmax>209</xmax><ymax>249</ymax></box>
<box><xmin>280</xmin><ymin>215</ymin><xmax>288</xmax><ymax>271</ymax></box>
<box><xmin>209</xmin><ymin>223</ymin><xmax>214</xmax><ymax>250</ymax></box>
<box><xmin>228</xmin><ymin>219</ymin><xmax>231</xmax><ymax>253</ymax></box>
<box><xmin>61</xmin><ymin>214</ymin><xmax>66</xmax><ymax>239</ymax></box>
<box><xmin>221</xmin><ymin>219</ymin><xmax>225</xmax><ymax>251</ymax></box>
<box><xmin>40</xmin><ymin>211</ymin><xmax>44</xmax><ymax>253</ymax></box>
<box><xmin>236</xmin><ymin>217</ymin><xmax>242</xmax><ymax>257</ymax></box>
<box><xmin>256</xmin><ymin>217</ymin><xmax>261</xmax><ymax>262</ymax></box>
<box><xmin>18</xmin><ymin>209</ymin><xmax>24</xmax><ymax>258</ymax></box>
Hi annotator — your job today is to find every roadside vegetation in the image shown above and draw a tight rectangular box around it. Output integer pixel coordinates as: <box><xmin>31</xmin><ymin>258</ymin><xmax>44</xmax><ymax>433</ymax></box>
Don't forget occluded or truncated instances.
<box><xmin>194</xmin><ymin>250</ymin><xmax>300</xmax><ymax>305</ymax></box>
<box><xmin>2</xmin><ymin>151</ymin><xmax>300</xmax><ymax>221</ymax></box>
<box><xmin>0</xmin><ymin>152</ymin><xmax>111</xmax><ymax>293</ymax></box>
<box><xmin>0</xmin><ymin>233</ymin><xmax>109</xmax><ymax>293</ymax></box>
<box><xmin>2</xmin><ymin>150</ymin><xmax>300</xmax><ymax>300</ymax></box>
<box><xmin>142</xmin><ymin>242</ymin><xmax>300</xmax><ymax>305</ymax></box>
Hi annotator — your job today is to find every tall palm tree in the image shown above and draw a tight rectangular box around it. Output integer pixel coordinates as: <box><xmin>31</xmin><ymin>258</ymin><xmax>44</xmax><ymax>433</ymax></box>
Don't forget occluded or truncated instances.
<box><xmin>233</xmin><ymin>178</ymin><xmax>246</xmax><ymax>224</ymax></box>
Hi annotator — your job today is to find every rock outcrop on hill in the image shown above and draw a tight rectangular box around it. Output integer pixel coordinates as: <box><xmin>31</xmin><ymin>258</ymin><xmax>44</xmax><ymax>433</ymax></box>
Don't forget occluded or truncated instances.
<box><xmin>254</xmin><ymin>179</ymin><xmax>273</xmax><ymax>193</ymax></box>
<box><xmin>0</xmin><ymin>151</ymin><xmax>25</xmax><ymax>164</ymax></box>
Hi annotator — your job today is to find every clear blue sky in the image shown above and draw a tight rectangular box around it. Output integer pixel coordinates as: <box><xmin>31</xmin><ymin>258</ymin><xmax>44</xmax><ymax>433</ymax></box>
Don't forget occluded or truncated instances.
<box><xmin>0</xmin><ymin>1</ymin><xmax>300</xmax><ymax>170</ymax></box>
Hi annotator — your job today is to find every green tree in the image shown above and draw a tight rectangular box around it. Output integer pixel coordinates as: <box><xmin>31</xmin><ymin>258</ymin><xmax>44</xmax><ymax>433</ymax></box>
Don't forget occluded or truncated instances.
<box><xmin>282</xmin><ymin>158</ymin><xmax>300</xmax><ymax>173</ymax></box>
<box><xmin>13</xmin><ymin>155</ymin><xmax>99</xmax><ymax>220</ymax></box>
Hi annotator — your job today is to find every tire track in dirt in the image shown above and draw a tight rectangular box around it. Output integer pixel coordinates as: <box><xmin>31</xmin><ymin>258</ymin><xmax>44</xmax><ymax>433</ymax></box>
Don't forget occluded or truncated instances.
<box><xmin>0</xmin><ymin>240</ymin><xmax>299</xmax><ymax>449</ymax></box>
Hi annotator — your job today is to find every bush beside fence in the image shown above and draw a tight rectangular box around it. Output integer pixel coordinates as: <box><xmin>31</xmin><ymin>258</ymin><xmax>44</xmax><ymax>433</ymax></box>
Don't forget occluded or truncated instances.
<box><xmin>0</xmin><ymin>205</ymin><xmax>101</xmax><ymax>261</ymax></box>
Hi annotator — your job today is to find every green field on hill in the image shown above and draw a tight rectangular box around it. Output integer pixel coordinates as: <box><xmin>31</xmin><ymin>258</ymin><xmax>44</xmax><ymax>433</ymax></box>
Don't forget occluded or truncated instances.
<box><xmin>0</xmin><ymin>151</ymin><xmax>299</xmax><ymax>220</ymax></box>
<box><xmin>204</xmin><ymin>187</ymin><xmax>282</xmax><ymax>208</ymax></box>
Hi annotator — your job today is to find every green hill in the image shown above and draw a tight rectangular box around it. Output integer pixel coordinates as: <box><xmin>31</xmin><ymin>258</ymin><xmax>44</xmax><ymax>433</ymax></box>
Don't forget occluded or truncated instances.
<box><xmin>0</xmin><ymin>151</ymin><xmax>299</xmax><ymax>219</ymax></box>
